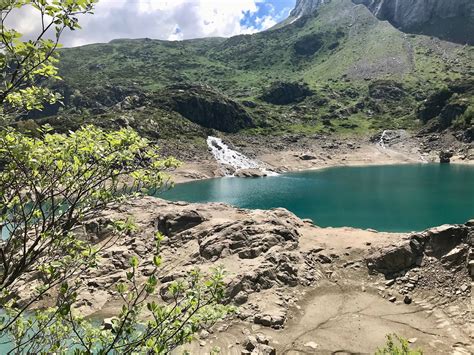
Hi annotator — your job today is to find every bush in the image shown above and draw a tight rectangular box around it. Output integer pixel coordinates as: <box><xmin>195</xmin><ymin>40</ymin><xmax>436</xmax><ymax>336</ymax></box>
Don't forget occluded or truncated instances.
<box><xmin>375</xmin><ymin>334</ymin><xmax>423</xmax><ymax>355</ymax></box>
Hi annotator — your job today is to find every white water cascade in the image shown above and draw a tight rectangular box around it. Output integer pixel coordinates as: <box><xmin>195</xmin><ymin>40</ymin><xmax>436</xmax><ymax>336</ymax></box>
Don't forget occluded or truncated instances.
<box><xmin>206</xmin><ymin>136</ymin><xmax>277</xmax><ymax>176</ymax></box>
<box><xmin>378</xmin><ymin>130</ymin><xmax>388</xmax><ymax>149</ymax></box>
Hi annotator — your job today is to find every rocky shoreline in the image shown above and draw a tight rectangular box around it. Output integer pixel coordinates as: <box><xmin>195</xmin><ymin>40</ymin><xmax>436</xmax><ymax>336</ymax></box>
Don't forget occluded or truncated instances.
<box><xmin>170</xmin><ymin>129</ymin><xmax>474</xmax><ymax>183</ymax></box>
<box><xmin>14</xmin><ymin>196</ymin><xmax>473</xmax><ymax>354</ymax></box>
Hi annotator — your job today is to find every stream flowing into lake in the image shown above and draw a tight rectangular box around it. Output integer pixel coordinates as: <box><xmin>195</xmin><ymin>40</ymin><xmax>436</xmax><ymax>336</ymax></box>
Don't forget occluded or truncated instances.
<box><xmin>161</xmin><ymin>164</ymin><xmax>474</xmax><ymax>232</ymax></box>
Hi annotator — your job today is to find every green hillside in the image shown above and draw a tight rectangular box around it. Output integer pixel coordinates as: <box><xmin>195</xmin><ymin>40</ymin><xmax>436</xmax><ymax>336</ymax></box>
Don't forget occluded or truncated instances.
<box><xmin>27</xmin><ymin>0</ymin><xmax>473</xmax><ymax>141</ymax></box>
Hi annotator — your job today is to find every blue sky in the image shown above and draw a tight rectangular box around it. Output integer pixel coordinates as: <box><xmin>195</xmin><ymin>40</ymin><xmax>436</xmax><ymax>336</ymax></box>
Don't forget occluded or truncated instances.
<box><xmin>11</xmin><ymin>0</ymin><xmax>296</xmax><ymax>47</ymax></box>
<box><xmin>240</xmin><ymin>0</ymin><xmax>296</xmax><ymax>28</ymax></box>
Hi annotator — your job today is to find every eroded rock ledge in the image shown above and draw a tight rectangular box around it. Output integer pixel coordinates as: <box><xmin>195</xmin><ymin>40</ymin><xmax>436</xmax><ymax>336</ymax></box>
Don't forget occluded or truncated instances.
<box><xmin>13</xmin><ymin>197</ymin><xmax>473</xmax><ymax>353</ymax></box>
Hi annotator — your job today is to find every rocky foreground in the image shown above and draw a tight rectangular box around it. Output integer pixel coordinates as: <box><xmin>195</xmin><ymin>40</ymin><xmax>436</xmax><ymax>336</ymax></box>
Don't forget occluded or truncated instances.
<box><xmin>15</xmin><ymin>196</ymin><xmax>473</xmax><ymax>354</ymax></box>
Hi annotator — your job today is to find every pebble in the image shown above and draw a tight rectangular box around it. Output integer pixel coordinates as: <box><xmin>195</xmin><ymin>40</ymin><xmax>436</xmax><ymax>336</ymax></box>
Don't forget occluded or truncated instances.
<box><xmin>304</xmin><ymin>342</ymin><xmax>319</xmax><ymax>349</ymax></box>
<box><xmin>389</xmin><ymin>296</ymin><xmax>397</xmax><ymax>303</ymax></box>
<box><xmin>199</xmin><ymin>330</ymin><xmax>210</xmax><ymax>339</ymax></box>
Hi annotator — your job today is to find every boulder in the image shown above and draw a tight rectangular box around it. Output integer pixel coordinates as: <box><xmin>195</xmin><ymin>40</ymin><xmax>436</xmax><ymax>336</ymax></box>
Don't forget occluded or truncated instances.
<box><xmin>102</xmin><ymin>317</ymin><xmax>118</xmax><ymax>330</ymax></box>
<box><xmin>368</xmin><ymin>80</ymin><xmax>406</xmax><ymax>101</ymax></box>
<box><xmin>366</xmin><ymin>241</ymin><xmax>418</xmax><ymax>275</ymax></box>
<box><xmin>243</xmin><ymin>334</ymin><xmax>276</xmax><ymax>355</ymax></box>
<box><xmin>439</xmin><ymin>150</ymin><xmax>453</xmax><ymax>163</ymax></box>
<box><xmin>299</xmin><ymin>152</ymin><xmax>317</xmax><ymax>160</ymax></box>
<box><xmin>440</xmin><ymin>245</ymin><xmax>468</xmax><ymax>267</ymax></box>
<box><xmin>260</xmin><ymin>82</ymin><xmax>313</xmax><ymax>105</ymax></box>
<box><xmin>156</xmin><ymin>210</ymin><xmax>205</xmax><ymax>237</ymax></box>
<box><xmin>424</xmin><ymin>225</ymin><xmax>468</xmax><ymax>258</ymax></box>
<box><xmin>254</xmin><ymin>310</ymin><xmax>286</xmax><ymax>328</ymax></box>
<box><xmin>83</xmin><ymin>218</ymin><xmax>115</xmax><ymax>241</ymax></box>
<box><xmin>234</xmin><ymin>169</ymin><xmax>267</xmax><ymax>178</ymax></box>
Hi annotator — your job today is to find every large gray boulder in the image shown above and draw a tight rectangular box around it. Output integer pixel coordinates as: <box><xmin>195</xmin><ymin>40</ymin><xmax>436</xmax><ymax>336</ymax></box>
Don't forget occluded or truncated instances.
<box><xmin>366</xmin><ymin>241</ymin><xmax>419</xmax><ymax>275</ymax></box>
<box><xmin>156</xmin><ymin>210</ymin><xmax>205</xmax><ymax>237</ymax></box>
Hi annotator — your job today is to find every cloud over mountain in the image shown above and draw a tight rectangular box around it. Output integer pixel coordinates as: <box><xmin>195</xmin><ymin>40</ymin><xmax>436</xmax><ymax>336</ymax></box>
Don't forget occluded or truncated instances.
<box><xmin>8</xmin><ymin>0</ymin><xmax>294</xmax><ymax>47</ymax></box>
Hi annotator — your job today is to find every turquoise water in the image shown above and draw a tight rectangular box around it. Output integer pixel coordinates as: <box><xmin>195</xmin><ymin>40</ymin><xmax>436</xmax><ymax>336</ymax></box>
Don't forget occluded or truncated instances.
<box><xmin>161</xmin><ymin>164</ymin><xmax>474</xmax><ymax>232</ymax></box>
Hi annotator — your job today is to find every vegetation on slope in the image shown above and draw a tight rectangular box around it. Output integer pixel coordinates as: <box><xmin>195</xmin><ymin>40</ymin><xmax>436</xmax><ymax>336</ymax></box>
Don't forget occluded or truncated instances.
<box><xmin>21</xmin><ymin>0</ymin><xmax>474</xmax><ymax>140</ymax></box>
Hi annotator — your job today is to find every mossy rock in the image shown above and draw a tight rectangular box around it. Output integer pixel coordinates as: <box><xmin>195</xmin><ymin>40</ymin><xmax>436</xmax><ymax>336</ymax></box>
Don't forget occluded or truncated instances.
<box><xmin>260</xmin><ymin>82</ymin><xmax>313</xmax><ymax>105</ymax></box>
<box><xmin>154</xmin><ymin>84</ymin><xmax>254</xmax><ymax>133</ymax></box>
<box><xmin>368</xmin><ymin>80</ymin><xmax>407</xmax><ymax>101</ymax></box>
<box><xmin>294</xmin><ymin>34</ymin><xmax>323</xmax><ymax>56</ymax></box>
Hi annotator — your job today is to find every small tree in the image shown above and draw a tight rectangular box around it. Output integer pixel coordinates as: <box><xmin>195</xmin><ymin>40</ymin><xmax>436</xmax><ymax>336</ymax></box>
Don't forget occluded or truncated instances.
<box><xmin>0</xmin><ymin>0</ymin><xmax>96</xmax><ymax>116</ymax></box>
<box><xmin>0</xmin><ymin>1</ymin><xmax>231</xmax><ymax>353</ymax></box>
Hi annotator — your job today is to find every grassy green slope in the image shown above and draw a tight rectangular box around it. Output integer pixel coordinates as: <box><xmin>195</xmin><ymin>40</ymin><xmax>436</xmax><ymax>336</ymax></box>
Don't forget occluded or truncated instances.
<box><xmin>53</xmin><ymin>0</ymin><xmax>473</xmax><ymax>137</ymax></box>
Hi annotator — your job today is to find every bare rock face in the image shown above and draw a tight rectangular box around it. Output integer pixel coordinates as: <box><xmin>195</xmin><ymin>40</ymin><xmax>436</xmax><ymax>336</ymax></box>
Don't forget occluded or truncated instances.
<box><xmin>366</xmin><ymin>223</ymin><xmax>472</xmax><ymax>276</ymax></box>
<box><xmin>352</xmin><ymin>0</ymin><xmax>474</xmax><ymax>44</ymax></box>
<box><xmin>154</xmin><ymin>84</ymin><xmax>254</xmax><ymax>133</ymax></box>
<box><xmin>366</xmin><ymin>241</ymin><xmax>420</xmax><ymax>275</ymax></box>
<box><xmin>35</xmin><ymin>198</ymin><xmax>307</xmax><ymax>320</ymax></box>
<box><xmin>290</xmin><ymin>0</ymin><xmax>330</xmax><ymax>18</ymax></box>
<box><xmin>198</xmin><ymin>211</ymin><xmax>300</xmax><ymax>260</ymax></box>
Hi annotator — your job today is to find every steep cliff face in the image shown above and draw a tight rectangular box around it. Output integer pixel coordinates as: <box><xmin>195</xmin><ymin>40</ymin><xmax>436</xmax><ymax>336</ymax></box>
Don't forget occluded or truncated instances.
<box><xmin>289</xmin><ymin>0</ymin><xmax>329</xmax><ymax>18</ymax></box>
<box><xmin>288</xmin><ymin>0</ymin><xmax>473</xmax><ymax>44</ymax></box>
<box><xmin>352</xmin><ymin>0</ymin><xmax>474</xmax><ymax>44</ymax></box>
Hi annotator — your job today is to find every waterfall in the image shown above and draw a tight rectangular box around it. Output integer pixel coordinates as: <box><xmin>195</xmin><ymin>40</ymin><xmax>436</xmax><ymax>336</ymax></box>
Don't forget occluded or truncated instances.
<box><xmin>378</xmin><ymin>130</ymin><xmax>388</xmax><ymax>149</ymax></box>
<box><xmin>206</xmin><ymin>136</ymin><xmax>277</xmax><ymax>176</ymax></box>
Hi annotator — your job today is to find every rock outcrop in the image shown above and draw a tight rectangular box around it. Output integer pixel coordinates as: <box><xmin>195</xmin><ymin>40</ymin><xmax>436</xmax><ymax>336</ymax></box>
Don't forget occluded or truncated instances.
<box><xmin>366</xmin><ymin>223</ymin><xmax>472</xmax><ymax>276</ymax></box>
<box><xmin>11</xmin><ymin>196</ymin><xmax>472</xmax><ymax>351</ymax></box>
<box><xmin>155</xmin><ymin>84</ymin><xmax>254</xmax><ymax>133</ymax></box>
<box><xmin>260</xmin><ymin>82</ymin><xmax>313</xmax><ymax>105</ymax></box>
<box><xmin>234</xmin><ymin>169</ymin><xmax>268</xmax><ymax>178</ymax></box>
<box><xmin>417</xmin><ymin>80</ymin><xmax>473</xmax><ymax>140</ymax></box>
<box><xmin>289</xmin><ymin>0</ymin><xmax>329</xmax><ymax>19</ymax></box>
<box><xmin>439</xmin><ymin>150</ymin><xmax>453</xmax><ymax>163</ymax></box>
<box><xmin>352</xmin><ymin>0</ymin><xmax>474</xmax><ymax>44</ymax></box>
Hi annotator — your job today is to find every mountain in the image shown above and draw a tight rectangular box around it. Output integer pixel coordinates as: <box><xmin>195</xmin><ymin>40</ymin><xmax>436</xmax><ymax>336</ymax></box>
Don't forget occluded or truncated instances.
<box><xmin>352</xmin><ymin>0</ymin><xmax>474</xmax><ymax>44</ymax></box>
<box><xmin>23</xmin><ymin>0</ymin><xmax>473</xmax><ymax>148</ymax></box>
<box><xmin>289</xmin><ymin>0</ymin><xmax>329</xmax><ymax>18</ymax></box>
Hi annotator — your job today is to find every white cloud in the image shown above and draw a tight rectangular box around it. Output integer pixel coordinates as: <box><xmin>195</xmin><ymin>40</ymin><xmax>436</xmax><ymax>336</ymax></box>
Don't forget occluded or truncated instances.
<box><xmin>6</xmin><ymin>0</ymin><xmax>284</xmax><ymax>47</ymax></box>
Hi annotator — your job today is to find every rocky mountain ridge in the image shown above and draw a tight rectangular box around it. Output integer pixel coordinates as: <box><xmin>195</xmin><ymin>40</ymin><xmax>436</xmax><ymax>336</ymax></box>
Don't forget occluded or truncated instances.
<box><xmin>290</xmin><ymin>0</ymin><xmax>474</xmax><ymax>43</ymax></box>
<box><xmin>352</xmin><ymin>0</ymin><xmax>474</xmax><ymax>44</ymax></box>
<box><xmin>289</xmin><ymin>0</ymin><xmax>330</xmax><ymax>18</ymax></box>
